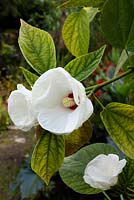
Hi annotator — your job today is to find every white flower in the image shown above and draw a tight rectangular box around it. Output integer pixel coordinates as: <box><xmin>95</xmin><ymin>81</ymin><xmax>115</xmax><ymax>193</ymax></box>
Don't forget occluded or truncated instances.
<box><xmin>83</xmin><ymin>154</ymin><xmax>126</xmax><ymax>190</ymax></box>
<box><xmin>8</xmin><ymin>84</ymin><xmax>36</xmax><ymax>131</ymax></box>
<box><xmin>32</xmin><ymin>67</ymin><xmax>93</xmax><ymax>134</ymax></box>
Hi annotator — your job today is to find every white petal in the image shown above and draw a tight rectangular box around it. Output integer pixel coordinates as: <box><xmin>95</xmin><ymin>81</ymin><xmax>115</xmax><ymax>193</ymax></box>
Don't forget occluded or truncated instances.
<box><xmin>37</xmin><ymin>105</ymin><xmax>80</xmax><ymax>134</ymax></box>
<box><xmin>83</xmin><ymin>174</ymin><xmax>112</xmax><ymax>190</ymax></box>
<box><xmin>71</xmin><ymin>78</ymin><xmax>86</xmax><ymax>105</ymax></box>
<box><xmin>116</xmin><ymin>159</ymin><xmax>127</xmax><ymax>175</ymax></box>
<box><xmin>75</xmin><ymin>98</ymin><xmax>93</xmax><ymax>130</ymax></box>
<box><xmin>32</xmin><ymin>67</ymin><xmax>73</xmax><ymax>114</ymax></box>
<box><xmin>108</xmin><ymin>154</ymin><xmax>119</xmax><ymax>162</ymax></box>
<box><xmin>107</xmin><ymin>154</ymin><xmax>120</xmax><ymax>175</ymax></box>
<box><xmin>108</xmin><ymin>154</ymin><xmax>126</xmax><ymax>176</ymax></box>
<box><xmin>84</xmin><ymin>173</ymin><xmax>115</xmax><ymax>190</ymax></box>
<box><xmin>37</xmin><ymin>97</ymin><xmax>93</xmax><ymax>134</ymax></box>
<box><xmin>83</xmin><ymin>154</ymin><xmax>125</xmax><ymax>190</ymax></box>
<box><xmin>8</xmin><ymin>87</ymin><xmax>36</xmax><ymax>131</ymax></box>
<box><xmin>17</xmin><ymin>84</ymin><xmax>31</xmax><ymax>96</ymax></box>
<box><xmin>84</xmin><ymin>154</ymin><xmax>108</xmax><ymax>176</ymax></box>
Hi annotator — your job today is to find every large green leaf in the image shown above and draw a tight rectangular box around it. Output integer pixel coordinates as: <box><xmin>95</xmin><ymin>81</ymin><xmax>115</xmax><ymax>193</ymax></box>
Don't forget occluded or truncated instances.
<box><xmin>58</xmin><ymin>0</ymin><xmax>106</xmax><ymax>9</ymax></box>
<box><xmin>19</xmin><ymin>20</ymin><xmax>56</xmax><ymax>75</ymax></box>
<box><xmin>60</xmin><ymin>143</ymin><xmax>118</xmax><ymax>194</ymax></box>
<box><xmin>111</xmin><ymin>158</ymin><xmax>134</xmax><ymax>199</ymax></box>
<box><xmin>127</xmin><ymin>24</ymin><xmax>134</xmax><ymax>52</ymax></box>
<box><xmin>65</xmin><ymin>120</ymin><xmax>92</xmax><ymax>156</ymax></box>
<box><xmin>31</xmin><ymin>132</ymin><xmax>65</xmax><ymax>185</ymax></box>
<box><xmin>101</xmin><ymin>0</ymin><xmax>134</xmax><ymax>51</ymax></box>
<box><xmin>65</xmin><ymin>45</ymin><xmax>106</xmax><ymax>81</ymax></box>
<box><xmin>101</xmin><ymin>103</ymin><xmax>134</xmax><ymax>159</ymax></box>
<box><xmin>62</xmin><ymin>8</ymin><xmax>90</xmax><ymax>57</ymax></box>
<box><xmin>20</xmin><ymin>67</ymin><xmax>38</xmax><ymax>87</ymax></box>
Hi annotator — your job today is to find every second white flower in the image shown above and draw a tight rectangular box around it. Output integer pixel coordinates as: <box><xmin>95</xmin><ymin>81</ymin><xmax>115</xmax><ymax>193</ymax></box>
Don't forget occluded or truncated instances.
<box><xmin>83</xmin><ymin>154</ymin><xmax>126</xmax><ymax>190</ymax></box>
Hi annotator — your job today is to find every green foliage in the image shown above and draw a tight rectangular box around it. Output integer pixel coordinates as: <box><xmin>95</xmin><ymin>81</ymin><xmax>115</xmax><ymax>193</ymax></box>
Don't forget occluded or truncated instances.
<box><xmin>0</xmin><ymin>96</ymin><xmax>10</xmax><ymax>130</ymax></box>
<box><xmin>62</xmin><ymin>8</ymin><xmax>90</xmax><ymax>57</ymax></box>
<box><xmin>101</xmin><ymin>0</ymin><xmax>134</xmax><ymax>51</ymax></box>
<box><xmin>112</xmin><ymin>158</ymin><xmax>134</xmax><ymax>199</ymax></box>
<box><xmin>0</xmin><ymin>0</ymin><xmax>61</xmax><ymax>31</ymax></box>
<box><xmin>0</xmin><ymin>31</ymin><xmax>23</xmax><ymax>80</ymax></box>
<box><xmin>62</xmin><ymin>7</ymin><xmax>98</xmax><ymax>57</ymax></box>
<box><xmin>65</xmin><ymin>45</ymin><xmax>106</xmax><ymax>81</ymax></box>
<box><xmin>31</xmin><ymin>131</ymin><xmax>65</xmax><ymax>185</ymax></box>
<box><xmin>0</xmin><ymin>0</ymin><xmax>21</xmax><ymax>18</ymax></box>
<box><xmin>114</xmin><ymin>50</ymin><xmax>134</xmax><ymax>77</ymax></box>
<box><xmin>58</xmin><ymin>0</ymin><xmax>106</xmax><ymax>9</ymax></box>
<box><xmin>4</xmin><ymin>0</ymin><xmax>134</xmax><ymax>198</ymax></box>
<box><xmin>59</xmin><ymin>143</ymin><xmax>118</xmax><ymax>195</ymax></box>
<box><xmin>27</xmin><ymin>0</ymin><xmax>61</xmax><ymax>31</ymax></box>
<box><xmin>19</xmin><ymin>20</ymin><xmax>56</xmax><ymax>75</ymax></box>
<box><xmin>1</xmin><ymin>43</ymin><xmax>16</xmax><ymax>64</ymax></box>
<box><xmin>65</xmin><ymin>120</ymin><xmax>92</xmax><ymax>156</ymax></box>
<box><xmin>101</xmin><ymin>103</ymin><xmax>134</xmax><ymax>159</ymax></box>
<box><xmin>114</xmin><ymin>50</ymin><xmax>128</xmax><ymax>77</ymax></box>
<box><xmin>85</xmin><ymin>7</ymin><xmax>99</xmax><ymax>22</ymax></box>
<box><xmin>20</xmin><ymin>67</ymin><xmax>38</xmax><ymax>87</ymax></box>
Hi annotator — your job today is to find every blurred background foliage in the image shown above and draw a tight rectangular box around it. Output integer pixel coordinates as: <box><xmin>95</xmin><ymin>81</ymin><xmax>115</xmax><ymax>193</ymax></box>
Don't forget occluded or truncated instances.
<box><xmin>0</xmin><ymin>0</ymin><xmax>62</xmax><ymax>30</ymax></box>
<box><xmin>0</xmin><ymin>0</ymin><xmax>134</xmax><ymax>199</ymax></box>
<box><xmin>0</xmin><ymin>0</ymin><xmax>63</xmax><ymax>131</ymax></box>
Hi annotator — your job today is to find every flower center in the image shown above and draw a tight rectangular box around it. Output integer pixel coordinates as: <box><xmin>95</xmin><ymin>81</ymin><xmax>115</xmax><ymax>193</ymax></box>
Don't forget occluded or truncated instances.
<box><xmin>62</xmin><ymin>93</ymin><xmax>78</xmax><ymax>110</ymax></box>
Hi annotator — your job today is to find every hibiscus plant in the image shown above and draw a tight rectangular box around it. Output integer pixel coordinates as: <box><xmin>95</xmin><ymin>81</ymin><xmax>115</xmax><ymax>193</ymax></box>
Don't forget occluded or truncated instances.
<box><xmin>8</xmin><ymin>0</ymin><xmax>134</xmax><ymax>199</ymax></box>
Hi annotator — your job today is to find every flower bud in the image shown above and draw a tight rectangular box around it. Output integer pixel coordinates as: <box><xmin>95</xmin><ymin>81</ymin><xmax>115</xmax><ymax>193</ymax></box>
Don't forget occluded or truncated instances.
<box><xmin>83</xmin><ymin>154</ymin><xmax>126</xmax><ymax>190</ymax></box>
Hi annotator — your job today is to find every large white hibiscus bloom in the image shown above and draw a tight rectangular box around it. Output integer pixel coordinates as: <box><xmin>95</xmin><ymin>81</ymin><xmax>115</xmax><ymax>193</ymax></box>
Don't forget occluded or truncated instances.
<box><xmin>32</xmin><ymin>67</ymin><xmax>93</xmax><ymax>134</ymax></box>
<box><xmin>8</xmin><ymin>84</ymin><xmax>36</xmax><ymax>131</ymax></box>
<box><xmin>83</xmin><ymin>154</ymin><xmax>126</xmax><ymax>190</ymax></box>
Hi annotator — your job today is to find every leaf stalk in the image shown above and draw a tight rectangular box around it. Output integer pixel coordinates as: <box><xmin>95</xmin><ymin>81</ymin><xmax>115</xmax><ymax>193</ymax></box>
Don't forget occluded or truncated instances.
<box><xmin>102</xmin><ymin>191</ymin><xmax>112</xmax><ymax>200</ymax></box>
<box><xmin>86</xmin><ymin>68</ymin><xmax>134</xmax><ymax>96</ymax></box>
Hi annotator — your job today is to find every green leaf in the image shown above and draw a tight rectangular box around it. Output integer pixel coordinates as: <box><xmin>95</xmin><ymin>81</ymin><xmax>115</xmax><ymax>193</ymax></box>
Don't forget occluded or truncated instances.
<box><xmin>101</xmin><ymin>0</ymin><xmax>134</xmax><ymax>51</ymax></box>
<box><xmin>100</xmin><ymin>103</ymin><xmax>134</xmax><ymax>159</ymax></box>
<box><xmin>62</xmin><ymin>8</ymin><xmax>90</xmax><ymax>57</ymax></box>
<box><xmin>65</xmin><ymin>45</ymin><xmax>106</xmax><ymax>81</ymax></box>
<box><xmin>127</xmin><ymin>21</ymin><xmax>134</xmax><ymax>52</ymax></box>
<box><xmin>59</xmin><ymin>143</ymin><xmax>118</xmax><ymax>194</ymax></box>
<box><xmin>114</xmin><ymin>50</ymin><xmax>134</xmax><ymax>77</ymax></box>
<box><xmin>114</xmin><ymin>50</ymin><xmax>128</xmax><ymax>77</ymax></box>
<box><xmin>20</xmin><ymin>67</ymin><xmax>38</xmax><ymax>86</ymax></box>
<box><xmin>58</xmin><ymin>0</ymin><xmax>106</xmax><ymax>9</ymax></box>
<box><xmin>31</xmin><ymin>131</ymin><xmax>65</xmax><ymax>185</ymax></box>
<box><xmin>19</xmin><ymin>20</ymin><xmax>56</xmax><ymax>75</ymax></box>
<box><xmin>65</xmin><ymin>120</ymin><xmax>92</xmax><ymax>156</ymax></box>
<box><xmin>84</xmin><ymin>7</ymin><xmax>99</xmax><ymax>22</ymax></box>
<box><xmin>112</xmin><ymin>158</ymin><xmax>134</xmax><ymax>199</ymax></box>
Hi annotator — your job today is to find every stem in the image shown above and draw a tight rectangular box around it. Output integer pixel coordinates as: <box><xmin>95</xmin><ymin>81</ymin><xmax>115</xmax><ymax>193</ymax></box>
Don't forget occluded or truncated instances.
<box><xmin>85</xmin><ymin>85</ymin><xmax>94</xmax><ymax>91</ymax></box>
<box><xmin>94</xmin><ymin>68</ymin><xmax>133</xmax><ymax>91</ymax></box>
<box><xmin>120</xmin><ymin>194</ymin><xmax>124</xmax><ymax>200</ymax></box>
<box><xmin>86</xmin><ymin>68</ymin><xmax>133</xmax><ymax>95</ymax></box>
<box><xmin>93</xmin><ymin>93</ymin><xmax>105</xmax><ymax>110</ymax></box>
<box><xmin>102</xmin><ymin>191</ymin><xmax>112</xmax><ymax>200</ymax></box>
